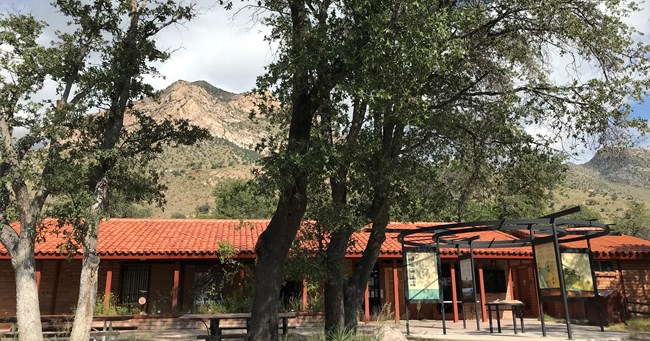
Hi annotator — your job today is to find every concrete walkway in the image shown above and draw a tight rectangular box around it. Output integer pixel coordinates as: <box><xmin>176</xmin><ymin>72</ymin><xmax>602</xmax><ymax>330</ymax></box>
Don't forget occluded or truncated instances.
<box><xmin>397</xmin><ymin>318</ymin><xmax>647</xmax><ymax>341</ymax></box>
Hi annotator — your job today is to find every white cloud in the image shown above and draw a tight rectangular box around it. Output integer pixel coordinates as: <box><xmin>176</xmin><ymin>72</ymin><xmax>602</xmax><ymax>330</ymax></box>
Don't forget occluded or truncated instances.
<box><xmin>7</xmin><ymin>0</ymin><xmax>273</xmax><ymax>94</ymax></box>
<box><xmin>143</xmin><ymin>3</ymin><xmax>275</xmax><ymax>93</ymax></box>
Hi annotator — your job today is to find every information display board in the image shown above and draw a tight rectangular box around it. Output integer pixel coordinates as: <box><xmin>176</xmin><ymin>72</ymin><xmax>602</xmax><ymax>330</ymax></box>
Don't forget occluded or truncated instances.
<box><xmin>534</xmin><ymin>241</ymin><xmax>561</xmax><ymax>296</ymax></box>
<box><xmin>459</xmin><ymin>255</ymin><xmax>475</xmax><ymax>302</ymax></box>
<box><xmin>404</xmin><ymin>248</ymin><xmax>440</xmax><ymax>301</ymax></box>
<box><xmin>561</xmin><ymin>250</ymin><xmax>595</xmax><ymax>297</ymax></box>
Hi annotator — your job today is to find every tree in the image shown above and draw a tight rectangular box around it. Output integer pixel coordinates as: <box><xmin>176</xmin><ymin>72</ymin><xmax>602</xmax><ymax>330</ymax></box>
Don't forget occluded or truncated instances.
<box><xmin>212</xmin><ymin>178</ymin><xmax>276</xmax><ymax>219</ymax></box>
<box><xmin>231</xmin><ymin>0</ymin><xmax>649</xmax><ymax>339</ymax></box>
<box><xmin>618</xmin><ymin>201</ymin><xmax>650</xmax><ymax>239</ymax></box>
<box><xmin>563</xmin><ymin>205</ymin><xmax>604</xmax><ymax>222</ymax></box>
<box><xmin>0</xmin><ymin>1</ymin><xmax>205</xmax><ymax>340</ymax></box>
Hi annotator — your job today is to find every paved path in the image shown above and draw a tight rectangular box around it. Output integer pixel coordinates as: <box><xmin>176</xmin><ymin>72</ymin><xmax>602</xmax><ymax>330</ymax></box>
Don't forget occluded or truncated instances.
<box><xmin>396</xmin><ymin>318</ymin><xmax>647</xmax><ymax>341</ymax></box>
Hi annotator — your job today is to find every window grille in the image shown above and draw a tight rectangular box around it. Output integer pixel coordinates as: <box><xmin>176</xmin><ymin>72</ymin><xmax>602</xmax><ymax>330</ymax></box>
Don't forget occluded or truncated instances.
<box><xmin>121</xmin><ymin>263</ymin><xmax>150</xmax><ymax>305</ymax></box>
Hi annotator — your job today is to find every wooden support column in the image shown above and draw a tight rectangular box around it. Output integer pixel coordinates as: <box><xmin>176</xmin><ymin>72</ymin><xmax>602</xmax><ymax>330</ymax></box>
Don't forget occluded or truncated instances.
<box><xmin>36</xmin><ymin>260</ymin><xmax>42</xmax><ymax>289</ymax></box>
<box><xmin>451</xmin><ymin>263</ymin><xmax>459</xmax><ymax>322</ymax></box>
<box><xmin>364</xmin><ymin>284</ymin><xmax>370</xmax><ymax>323</ymax></box>
<box><xmin>103</xmin><ymin>261</ymin><xmax>114</xmax><ymax>312</ymax></box>
<box><xmin>302</xmin><ymin>279</ymin><xmax>308</xmax><ymax>311</ymax></box>
<box><xmin>392</xmin><ymin>260</ymin><xmax>401</xmax><ymax>323</ymax></box>
<box><xmin>171</xmin><ymin>261</ymin><xmax>181</xmax><ymax>311</ymax></box>
<box><xmin>50</xmin><ymin>260</ymin><xmax>62</xmax><ymax>314</ymax></box>
<box><xmin>508</xmin><ymin>260</ymin><xmax>514</xmax><ymax>300</ymax></box>
<box><xmin>478</xmin><ymin>263</ymin><xmax>487</xmax><ymax>322</ymax></box>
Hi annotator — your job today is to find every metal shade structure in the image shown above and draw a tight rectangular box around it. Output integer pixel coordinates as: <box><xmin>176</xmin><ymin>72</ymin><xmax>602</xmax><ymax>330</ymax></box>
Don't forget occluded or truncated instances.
<box><xmin>396</xmin><ymin>207</ymin><xmax>610</xmax><ymax>339</ymax></box>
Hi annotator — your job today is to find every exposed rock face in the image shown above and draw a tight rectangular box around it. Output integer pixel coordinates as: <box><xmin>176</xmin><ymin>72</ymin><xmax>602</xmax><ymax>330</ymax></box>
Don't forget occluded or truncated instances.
<box><xmin>583</xmin><ymin>147</ymin><xmax>650</xmax><ymax>188</ymax></box>
<box><xmin>128</xmin><ymin>80</ymin><xmax>271</xmax><ymax>150</ymax></box>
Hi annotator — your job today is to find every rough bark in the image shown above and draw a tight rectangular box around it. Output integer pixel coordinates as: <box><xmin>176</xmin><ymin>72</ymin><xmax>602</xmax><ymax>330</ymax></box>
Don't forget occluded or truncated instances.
<box><xmin>324</xmin><ymin>226</ymin><xmax>353</xmax><ymax>334</ymax></box>
<box><xmin>322</xmin><ymin>99</ymin><xmax>365</xmax><ymax>336</ymax></box>
<box><xmin>344</xmin><ymin>218</ymin><xmax>389</xmax><ymax>330</ymax></box>
<box><xmin>69</xmin><ymin>2</ymin><xmax>141</xmax><ymax>338</ymax></box>
<box><xmin>68</xmin><ymin>215</ymin><xmax>101</xmax><ymax>341</ymax></box>
<box><xmin>343</xmin><ymin>119</ymin><xmax>403</xmax><ymax>330</ymax></box>
<box><xmin>11</xmin><ymin>239</ymin><xmax>44</xmax><ymax>341</ymax></box>
<box><xmin>247</xmin><ymin>0</ymin><xmax>320</xmax><ymax>339</ymax></box>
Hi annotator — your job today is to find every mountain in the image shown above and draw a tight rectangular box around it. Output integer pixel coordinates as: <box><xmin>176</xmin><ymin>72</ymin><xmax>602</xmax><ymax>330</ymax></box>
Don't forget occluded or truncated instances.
<box><xmin>131</xmin><ymin>80</ymin><xmax>269</xmax><ymax>150</ymax></box>
<box><xmin>126</xmin><ymin>80</ymin><xmax>650</xmax><ymax>221</ymax></box>
<box><xmin>556</xmin><ymin>148</ymin><xmax>650</xmax><ymax>222</ymax></box>
<box><xmin>129</xmin><ymin>80</ymin><xmax>270</xmax><ymax>218</ymax></box>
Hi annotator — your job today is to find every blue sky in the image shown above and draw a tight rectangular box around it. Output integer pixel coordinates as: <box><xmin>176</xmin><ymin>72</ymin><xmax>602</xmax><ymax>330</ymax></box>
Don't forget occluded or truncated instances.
<box><xmin>3</xmin><ymin>0</ymin><xmax>650</xmax><ymax>162</ymax></box>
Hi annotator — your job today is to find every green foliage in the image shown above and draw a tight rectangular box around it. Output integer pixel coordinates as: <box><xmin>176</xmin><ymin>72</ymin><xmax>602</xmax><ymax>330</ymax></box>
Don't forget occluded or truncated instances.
<box><xmin>563</xmin><ymin>205</ymin><xmax>604</xmax><ymax>221</ymax></box>
<box><xmin>609</xmin><ymin>318</ymin><xmax>650</xmax><ymax>332</ymax></box>
<box><xmin>212</xmin><ymin>178</ymin><xmax>276</xmax><ymax>219</ymax></box>
<box><xmin>195</xmin><ymin>203</ymin><xmax>211</xmax><ymax>216</ymax></box>
<box><xmin>217</xmin><ymin>241</ymin><xmax>238</xmax><ymax>263</ymax></box>
<box><xmin>170</xmin><ymin>212</ymin><xmax>186</xmax><ymax>219</ymax></box>
<box><xmin>617</xmin><ymin>201</ymin><xmax>650</xmax><ymax>239</ymax></box>
<box><xmin>194</xmin><ymin>294</ymin><xmax>253</xmax><ymax>314</ymax></box>
<box><xmin>94</xmin><ymin>293</ymin><xmax>137</xmax><ymax>316</ymax></box>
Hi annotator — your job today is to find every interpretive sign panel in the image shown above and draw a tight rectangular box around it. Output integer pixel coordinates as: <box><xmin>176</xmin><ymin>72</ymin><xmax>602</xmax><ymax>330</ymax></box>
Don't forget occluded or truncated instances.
<box><xmin>459</xmin><ymin>255</ymin><xmax>475</xmax><ymax>302</ymax></box>
<box><xmin>404</xmin><ymin>248</ymin><xmax>440</xmax><ymax>301</ymax></box>
<box><xmin>535</xmin><ymin>241</ymin><xmax>561</xmax><ymax>295</ymax></box>
<box><xmin>561</xmin><ymin>250</ymin><xmax>595</xmax><ymax>297</ymax></box>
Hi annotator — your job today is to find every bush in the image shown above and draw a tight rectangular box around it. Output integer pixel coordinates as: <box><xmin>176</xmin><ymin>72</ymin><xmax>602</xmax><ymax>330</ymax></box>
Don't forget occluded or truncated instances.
<box><xmin>195</xmin><ymin>203</ymin><xmax>211</xmax><ymax>215</ymax></box>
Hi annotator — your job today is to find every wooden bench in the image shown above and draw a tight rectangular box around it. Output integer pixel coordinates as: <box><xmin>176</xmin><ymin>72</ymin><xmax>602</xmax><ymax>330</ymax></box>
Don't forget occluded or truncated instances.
<box><xmin>0</xmin><ymin>315</ymin><xmax>129</xmax><ymax>341</ymax></box>
<box><xmin>180</xmin><ymin>312</ymin><xmax>297</xmax><ymax>340</ymax></box>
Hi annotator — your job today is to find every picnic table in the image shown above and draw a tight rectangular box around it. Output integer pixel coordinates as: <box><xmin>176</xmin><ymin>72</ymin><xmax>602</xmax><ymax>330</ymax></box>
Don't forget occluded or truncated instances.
<box><xmin>486</xmin><ymin>299</ymin><xmax>525</xmax><ymax>334</ymax></box>
<box><xmin>0</xmin><ymin>314</ymin><xmax>130</xmax><ymax>340</ymax></box>
<box><xmin>180</xmin><ymin>312</ymin><xmax>297</xmax><ymax>340</ymax></box>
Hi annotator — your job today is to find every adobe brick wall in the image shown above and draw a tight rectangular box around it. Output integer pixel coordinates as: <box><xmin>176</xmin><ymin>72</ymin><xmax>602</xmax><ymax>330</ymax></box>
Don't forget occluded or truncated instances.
<box><xmin>619</xmin><ymin>259</ymin><xmax>650</xmax><ymax>314</ymax></box>
<box><xmin>0</xmin><ymin>260</ymin><xmax>15</xmax><ymax>316</ymax></box>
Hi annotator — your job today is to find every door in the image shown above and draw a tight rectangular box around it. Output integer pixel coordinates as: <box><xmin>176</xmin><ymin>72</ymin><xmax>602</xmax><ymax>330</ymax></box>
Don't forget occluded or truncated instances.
<box><xmin>514</xmin><ymin>267</ymin><xmax>536</xmax><ymax>317</ymax></box>
<box><xmin>367</xmin><ymin>266</ymin><xmax>382</xmax><ymax>314</ymax></box>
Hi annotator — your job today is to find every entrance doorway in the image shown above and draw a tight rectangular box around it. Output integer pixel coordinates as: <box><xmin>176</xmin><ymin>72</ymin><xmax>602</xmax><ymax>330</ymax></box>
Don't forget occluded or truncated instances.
<box><xmin>514</xmin><ymin>267</ymin><xmax>536</xmax><ymax>317</ymax></box>
<box><xmin>367</xmin><ymin>266</ymin><xmax>382</xmax><ymax>314</ymax></box>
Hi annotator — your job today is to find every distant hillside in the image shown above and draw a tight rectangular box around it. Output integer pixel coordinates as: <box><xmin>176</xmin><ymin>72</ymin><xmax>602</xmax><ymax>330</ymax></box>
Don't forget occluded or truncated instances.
<box><xmin>555</xmin><ymin>148</ymin><xmax>650</xmax><ymax>222</ymax></box>
<box><xmin>126</xmin><ymin>80</ymin><xmax>269</xmax><ymax>217</ymax></box>
<box><xmin>126</xmin><ymin>80</ymin><xmax>650</xmax><ymax>221</ymax></box>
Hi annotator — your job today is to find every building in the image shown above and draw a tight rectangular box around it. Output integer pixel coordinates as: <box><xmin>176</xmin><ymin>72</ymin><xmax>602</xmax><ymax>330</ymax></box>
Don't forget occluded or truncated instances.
<box><xmin>1</xmin><ymin>218</ymin><xmax>649</xmax><ymax>323</ymax></box>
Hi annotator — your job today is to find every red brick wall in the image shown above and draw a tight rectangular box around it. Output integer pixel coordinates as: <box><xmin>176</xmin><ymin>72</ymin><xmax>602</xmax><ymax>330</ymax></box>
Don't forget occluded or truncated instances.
<box><xmin>0</xmin><ymin>260</ymin><xmax>16</xmax><ymax>316</ymax></box>
<box><xmin>619</xmin><ymin>259</ymin><xmax>650</xmax><ymax>314</ymax></box>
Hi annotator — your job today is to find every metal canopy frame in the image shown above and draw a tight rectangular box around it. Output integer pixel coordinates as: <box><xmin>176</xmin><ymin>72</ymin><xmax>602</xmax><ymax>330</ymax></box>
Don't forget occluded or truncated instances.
<box><xmin>395</xmin><ymin>207</ymin><xmax>610</xmax><ymax>339</ymax></box>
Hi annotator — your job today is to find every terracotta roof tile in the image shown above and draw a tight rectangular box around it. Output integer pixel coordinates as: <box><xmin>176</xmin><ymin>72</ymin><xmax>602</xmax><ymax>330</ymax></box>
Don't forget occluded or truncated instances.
<box><xmin>2</xmin><ymin>219</ymin><xmax>648</xmax><ymax>260</ymax></box>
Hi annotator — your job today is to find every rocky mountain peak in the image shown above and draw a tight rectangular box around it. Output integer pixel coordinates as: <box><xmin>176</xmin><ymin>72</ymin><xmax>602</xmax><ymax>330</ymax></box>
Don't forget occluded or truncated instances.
<box><xmin>583</xmin><ymin>147</ymin><xmax>650</xmax><ymax>188</ymax></box>
<box><xmin>130</xmin><ymin>80</ymin><xmax>270</xmax><ymax>150</ymax></box>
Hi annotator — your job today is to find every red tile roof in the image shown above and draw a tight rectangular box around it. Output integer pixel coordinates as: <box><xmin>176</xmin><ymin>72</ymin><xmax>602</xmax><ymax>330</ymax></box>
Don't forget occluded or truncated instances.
<box><xmin>560</xmin><ymin>235</ymin><xmax>650</xmax><ymax>259</ymax></box>
<box><xmin>1</xmin><ymin>219</ymin><xmax>647</xmax><ymax>260</ymax></box>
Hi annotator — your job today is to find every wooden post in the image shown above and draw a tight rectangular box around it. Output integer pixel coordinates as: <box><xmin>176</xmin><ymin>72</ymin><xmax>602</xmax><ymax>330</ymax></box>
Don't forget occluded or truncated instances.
<box><xmin>508</xmin><ymin>260</ymin><xmax>514</xmax><ymax>300</ymax></box>
<box><xmin>392</xmin><ymin>260</ymin><xmax>401</xmax><ymax>323</ymax></box>
<box><xmin>50</xmin><ymin>260</ymin><xmax>62</xmax><ymax>314</ymax></box>
<box><xmin>478</xmin><ymin>263</ymin><xmax>487</xmax><ymax>322</ymax></box>
<box><xmin>302</xmin><ymin>279</ymin><xmax>308</xmax><ymax>311</ymax></box>
<box><xmin>104</xmin><ymin>261</ymin><xmax>114</xmax><ymax>312</ymax></box>
<box><xmin>172</xmin><ymin>261</ymin><xmax>181</xmax><ymax>311</ymax></box>
<box><xmin>364</xmin><ymin>284</ymin><xmax>370</xmax><ymax>322</ymax></box>
<box><xmin>36</xmin><ymin>260</ymin><xmax>42</xmax><ymax>289</ymax></box>
<box><xmin>451</xmin><ymin>263</ymin><xmax>459</xmax><ymax>322</ymax></box>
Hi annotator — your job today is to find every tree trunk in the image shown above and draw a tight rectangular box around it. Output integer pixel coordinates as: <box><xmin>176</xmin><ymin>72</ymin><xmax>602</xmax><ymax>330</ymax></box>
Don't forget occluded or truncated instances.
<box><xmin>69</xmin><ymin>222</ymin><xmax>100</xmax><ymax>341</ymax></box>
<box><xmin>324</xmin><ymin>228</ymin><xmax>353</xmax><ymax>335</ymax></box>
<box><xmin>247</xmin><ymin>203</ymin><xmax>307</xmax><ymax>340</ymax></box>
<box><xmin>344</xmin><ymin>219</ymin><xmax>389</xmax><ymax>331</ymax></box>
<box><xmin>11</xmin><ymin>240</ymin><xmax>43</xmax><ymax>341</ymax></box>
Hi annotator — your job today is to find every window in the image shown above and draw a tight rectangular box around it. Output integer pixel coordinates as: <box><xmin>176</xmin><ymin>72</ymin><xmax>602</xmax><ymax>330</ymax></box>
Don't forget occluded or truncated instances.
<box><xmin>594</xmin><ymin>260</ymin><xmax>614</xmax><ymax>272</ymax></box>
<box><xmin>483</xmin><ymin>269</ymin><xmax>507</xmax><ymax>293</ymax></box>
<box><xmin>121</xmin><ymin>264</ymin><xmax>150</xmax><ymax>305</ymax></box>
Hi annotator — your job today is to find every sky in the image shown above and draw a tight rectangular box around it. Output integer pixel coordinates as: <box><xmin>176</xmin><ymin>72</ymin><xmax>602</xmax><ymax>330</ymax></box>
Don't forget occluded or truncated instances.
<box><xmin>2</xmin><ymin>0</ymin><xmax>650</xmax><ymax>162</ymax></box>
